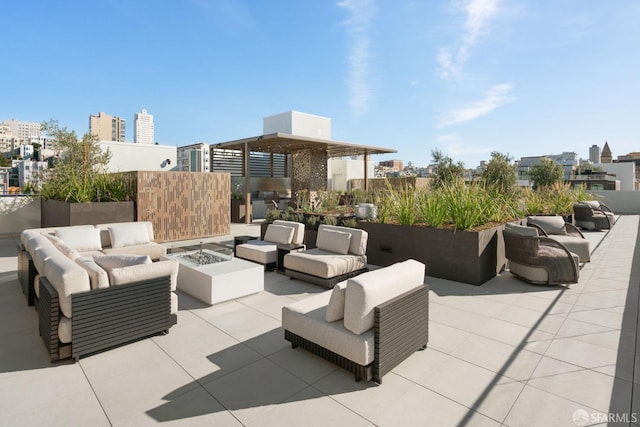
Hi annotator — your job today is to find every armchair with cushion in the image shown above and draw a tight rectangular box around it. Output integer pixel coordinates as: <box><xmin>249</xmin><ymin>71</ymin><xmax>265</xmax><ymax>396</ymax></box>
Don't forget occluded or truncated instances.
<box><xmin>503</xmin><ymin>223</ymin><xmax>579</xmax><ymax>285</ymax></box>
<box><xmin>282</xmin><ymin>259</ymin><xmax>428</xmax><ymax>383</ymax></box>
<box><xmin>526</xmin><ymin>216</ymin><xmax>591</xmax><ymax>263</ymax></box>
<box><xmin>284</xmin><ymin>224</ymin><xmax>368</xmax><ymax>288</ymax></box>
<box><xmin>235</xmin><ymin>220</ymin><xmax>305</xmax><ymax>270</ymax></box>
<box><xmin>574</xmin><ymin>202</ymin><xmax>615</xmax><ymax>231</ymax></box>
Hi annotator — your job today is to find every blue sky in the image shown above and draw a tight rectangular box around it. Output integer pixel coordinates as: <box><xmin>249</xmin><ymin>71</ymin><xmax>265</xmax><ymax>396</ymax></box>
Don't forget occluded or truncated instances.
<box><xmin>2</xmin><ymin>0</ymin><xmax>638</xmax><ymax>168</ymax></box>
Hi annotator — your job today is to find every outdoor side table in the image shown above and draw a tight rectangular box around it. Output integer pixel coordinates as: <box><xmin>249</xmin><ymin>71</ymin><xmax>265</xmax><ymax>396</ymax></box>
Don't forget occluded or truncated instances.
<box><xmin>277</xmin><ymin>243</ymin><xmax>305</xmax><ymax>273</ymax></box>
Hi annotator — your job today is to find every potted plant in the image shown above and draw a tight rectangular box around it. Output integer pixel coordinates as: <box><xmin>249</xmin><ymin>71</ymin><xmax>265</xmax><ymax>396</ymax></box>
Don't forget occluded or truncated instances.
<box><xmin>38</xmin><ymin>120</ymin><xmax>135</xmax><ymax>227</ymax></box>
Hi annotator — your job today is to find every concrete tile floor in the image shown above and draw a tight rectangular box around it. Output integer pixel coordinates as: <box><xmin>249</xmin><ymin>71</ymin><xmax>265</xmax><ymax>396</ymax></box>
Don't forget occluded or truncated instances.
<box><xmin>0</xmin><ymin>217</ymin><xmax>638</xmax><ymax>426</ymax></box>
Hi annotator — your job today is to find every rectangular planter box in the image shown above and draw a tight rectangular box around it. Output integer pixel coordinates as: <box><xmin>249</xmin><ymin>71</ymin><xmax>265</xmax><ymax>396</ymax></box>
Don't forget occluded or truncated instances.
<box><xmin>231</xmin><ymin>199</ymin><xmax>252</xmax><ymax>223</ymax></box>
<box><xmin>357</xmin><ymin>221</ymin><xmax>508</xmax><ymax>286</ymax></box>
<box><xmin>41</xmin><ymin>199</ymin><xmax>135</xmax><ymax>228</ymax></box>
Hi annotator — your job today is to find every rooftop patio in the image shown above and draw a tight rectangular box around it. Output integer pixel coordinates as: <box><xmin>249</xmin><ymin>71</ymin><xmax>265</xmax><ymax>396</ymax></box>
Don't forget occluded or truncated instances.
<box><xmin>1</xmin><ymin>216</ymin><xmax>639</xmax><ymax>426</ymax></box>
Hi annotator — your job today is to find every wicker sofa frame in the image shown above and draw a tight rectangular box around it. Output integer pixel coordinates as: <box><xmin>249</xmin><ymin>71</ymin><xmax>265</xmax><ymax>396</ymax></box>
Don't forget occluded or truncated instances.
<box><xmin>39</xmin><ymin>275</ymin><xmax>176</xmax><ymax>362</ymax></box>
<box><xmin>573</xmin><ymin>203</ymin><xmax>613</xmax><ymax>231</ymax></box>
<box><xmin>17</xmin><ymin>244</ymin><xmax>37</xmax><ymax>306</ymax></box>
<box><xmin>284</xmin><ymin>284</ymin><xmax>429</xmax><ymax>384</ymax></box>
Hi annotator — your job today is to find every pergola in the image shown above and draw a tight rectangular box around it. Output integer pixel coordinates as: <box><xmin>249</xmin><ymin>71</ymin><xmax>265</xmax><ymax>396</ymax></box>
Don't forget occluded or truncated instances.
<box><xmin>215</xmin><ymin>132</ymin><xmax>397</xmax><ymax>223</ymax></box>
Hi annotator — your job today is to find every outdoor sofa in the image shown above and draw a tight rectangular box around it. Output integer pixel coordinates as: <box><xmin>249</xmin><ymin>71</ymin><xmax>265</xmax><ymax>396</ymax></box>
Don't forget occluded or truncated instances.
<box><xmin>284</xmin><ymin>224</ymin><xmax>368</xmax><ymax>288</ymax></box>
<box><xmin>282</xmin><ymin>259</ymin><xmax>429</xmax><ymax>383</ymax></box>
<box><xmin>235</xmin><ymin>220</ymin><xmax>305</xmax><ymax>270</ymax></box>
<box><xmin>18</xmin><ymin>222</ymin><xmax>178</xmax><ymax>362</ymax></box>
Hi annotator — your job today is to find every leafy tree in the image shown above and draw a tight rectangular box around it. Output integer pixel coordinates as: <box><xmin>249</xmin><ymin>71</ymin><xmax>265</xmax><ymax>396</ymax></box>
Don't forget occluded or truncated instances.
<box><xmin>431</xmin><ymin>149</ymin><xmax>464</xmax><ymax>188</ymax></box>
<box><xmin>39</xmin><ymin>120</ymin><xmax>114</xmax><ymax>202</ymax></box>
<box><xmin>0</xmin><ymin>156</ymin><xmax>10</xmax><ymax>167</ymax></box>
<box><xmin>529</xmin><ymin>157</ymin><xmax>564</xmax><ymax>189</ymax></box>
<box><xmin>482</xmin><ymin>151</ymin><xmax>517</xmax><ymax>193</ymax></box>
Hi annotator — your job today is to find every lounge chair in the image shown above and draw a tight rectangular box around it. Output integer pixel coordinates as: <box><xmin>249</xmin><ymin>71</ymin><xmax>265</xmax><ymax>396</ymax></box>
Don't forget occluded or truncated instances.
<box><xmin>504</xmin><ymin>223</ymin><xmax>579</xmax><ymax>285</ymax></box>
<box><xmin>574</xmin><ymin>202</ymin><xmax>614</xmax><ymax>231</ymax></box>
<box><xmin>284</xmin><ymin>224</ymin><xmax>368</xmax><ymax>288</ymax></box>
<box><xmin>527</xmin><ymin>216</ymin><xmax>591</xmax><ymax>262</ymax></box>
<box><xmin>235</xmin><ymin>220</ymin><xmax>305</xmax><ymax>270</ymax></box>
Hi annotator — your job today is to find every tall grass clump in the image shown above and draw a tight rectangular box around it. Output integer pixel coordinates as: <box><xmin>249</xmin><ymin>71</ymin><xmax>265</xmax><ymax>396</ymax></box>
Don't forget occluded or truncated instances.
<box><xmin>416</xmin><ymin>187</ymin><xmax>448</xmax><ymax>228</ymax></box>
<box><xmin>383</xmin><ymin>181</ymin><xmax>418</xmax><ymax>226</ymax></box>
<box><xmin>441</xmin><ymin>179</ymin><xmax>492</xmax><ymax>230</ymax></box>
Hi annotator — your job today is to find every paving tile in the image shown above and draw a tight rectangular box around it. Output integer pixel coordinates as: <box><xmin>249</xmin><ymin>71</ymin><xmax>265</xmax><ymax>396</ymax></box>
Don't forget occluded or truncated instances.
<box><xmin>504</xmin><ymin>385</ymin><xmax>600</xmax><ymax>427</ymax></box>
<box><xmin>497</xmin><ymin>306</ymin><xmax>565</xmax><ymax>335</ymax></box>
<box><xmin>268</xmin><ymin>345</ymin><xmax>338</xmax><ymax>384</ymax></box>
<box><xmin>428</xmin><ymin>304</ymin><xmax>494</xmax><ymax>333</ymax></box>
<box><xmin>80</xmin><ymin>339</ymin><xmax>203</xmax><ymax>426</ymax></box>
<box><xmin>426</xmin><ymin>321</ymin><xmax>474</xmax><ymax>354</ymax></box>
<box><xmin>390</xmin><ymin>347</ymin><xmax>452</xmax><ymax>384</ymax></box>
<box><xmin>0</xmin><ymin>363</ymin><xmax>110</xmax><ymax>427</ymax></box>
<box><xmin>152</xmin><ymin>310</ymin><xmax>263</xmax><ymax>382</ymax></box>
<box><xmin>203</xmin><ymin>358</ymin><xmax>309</xmax><ymax>425</ymax></box>
<box><xmin>452</xmin><ymin>334</ymin><xmax>542</xmax><ymax>381</ymax></box>
<box><xmin>527</xmin><ymin>369</ymin><xmax>632</xmax><ymax>414</ymax></box>
<box><xmin>544</xmin><ymin>337</ymin><xmax>619</xmax><ymax>369</ymax></box>
<box><xmin>567</xmin><ymin>309</ymin><xmax>624</xmax><ymax>330</ymax></box>
<box><xmin>416</xmin><ymin>356</ymin><xmax>524</xmax><ymax>422</ymax></box>
<box><xmin>529</xmin><ymin>356</ymin><xmax>585</xmax><ymax>379</ymax></box>
<box><xmin>245</xmin><ymin>386</ymin><xmax>373</xmax><ymax>427</ymax></box>
<box><xmin>475</xmin><ymin>317</ymin><xmax>556</xmax><ymax>348</ymax></box>
<box><xmin>554</xmin><ymin>318</ymin><xmax>615</xmax><ymax>339</ymax></box>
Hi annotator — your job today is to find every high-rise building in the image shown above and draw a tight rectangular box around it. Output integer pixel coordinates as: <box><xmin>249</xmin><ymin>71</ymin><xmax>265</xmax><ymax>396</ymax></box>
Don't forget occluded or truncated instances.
<box><xmin>134</xmin><ymin>108</ymin><xmax>154</xmax><ymax>144</ymax></box>
<box><xmin>2</xmin><ymin>119</ymin><xmax>40</xmax><ymax>144</ymax></box>
<box><xmin>89</xmin><ymin>112</ymin><xmax>126</xmax><ymax>142</ymax></box>
<box><xmin>589</xmin><ymin>144</ymin><xmax>601</xmax><ymax>164</ymax></box>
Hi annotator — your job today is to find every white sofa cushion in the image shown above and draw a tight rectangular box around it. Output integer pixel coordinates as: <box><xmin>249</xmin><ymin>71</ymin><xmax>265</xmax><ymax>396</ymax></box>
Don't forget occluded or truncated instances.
<box><xmin>26</xmin><ymin>234</ymin><xmax>54</xmax><ymax>258</ymax></box>
<box><xmin>34</xmin><ymin>242</ymin><xmax>61</xmax><ymax>273</ymax></box>
<box><xmin>55</xmin><ymin>227</ymin><xmax>102</xmax><ymax>252</ymax></box>
<box><xmin>59</xmin><ymin>315</ymin><xmax>72</xmax><ymax>344</ymax></box>
<box><xmin>236</xmin><ymin>240</ymin><xmax>278</xmax><ymax>265</ymax></box>
<box><xmin>34</xmin><ymin>274</ymin><xmax>41</xmax><ymax>298</ymax></box>
<box><xmin>93</xmin><ymin>254</ymin><xmax>151</xmax><ymax>271</ymax></box>
<box><xmin>109</xmin><ymin>259</ymin><xmax>179</xmax><ymax>291</ymax></box>
<box><xmin>282</xmin><ymin>291</ymin><xmax>375</xmax><ymax>366</ymax></box>
<box><xmin>75</xmin><ymin>257</ymin><xmax>110</xmax><ymax>290</ymax></box>
<box><xmin>44</xmin><ymin>255</ymin><xmax>91</xmax><ymax>318</ymax></box>
<box><xmin>273</xmin><ymin>220</ymin><xmax>305</xmax><ymax>245</ymax></box>
<box><xmin>264</xmin><ymin>224</ymin><xmax>295</xmax><ymax>245</ymax></box>
<box><xmin>108</xmin><ymin>222</ymin><xmax>151</xmax><ymax>248</ymax></box>
<box><xmin>101</xmin><ymin>242</ymin><xmax>167</xmax><ymax>261</ymax></box>
<box><xmin>284</xmin><ymin>248</ymin><xmax>367</xmax><ymax>279</ymax></box>
<box><xmin>46</xmin><ymin>234</ymin><xmax>81</xmax><ymax>260</ymax></box>
<box><xmin>318</xmin><ymin>225</ymin><xmax>368</xmax><ymax>256</ymax></box>
<box><xmin>325</xmin><ymin>280</ymin><xmax>348</xmax><ymax>322</ymax></box>
<box><xmin>171</xmin><ymin>291</ymin><xmax>178</xmax><ymax>314</ymax></box>
<box><xmin>97</xmin><ymin>221</ymin><xmax>155</xmax><ymax>248</ymax></box>
<box><xmin>344</xmin><ymin>260</ymin><xmax>426</xmax><ymax>335</ymax></box>
<box><xmin>316</xmin><ymin>228</ymin><xmax>351</xmax><ymax>255</ymax></box>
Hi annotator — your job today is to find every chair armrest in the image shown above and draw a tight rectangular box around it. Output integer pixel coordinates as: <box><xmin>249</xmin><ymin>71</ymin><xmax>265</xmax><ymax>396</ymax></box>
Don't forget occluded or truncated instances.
<box><xmin>527</xmin><ymin>223</ymin><xmax>548</xmax><ymax>236</ymax></box>
<box><xmin>564</xmin><ymin>223</ymin><xmax>585</xmax><ymax>238</ymax></box>
<box><xmin>598</xmin><ymin>204</ymin><xmax>614</xmax><ymax>213</ymax></box>
<box><xmin>537</xmin><ymin>237</ymin><xmax>579</xmax><ymax>280</ymax></box>
<box><xmin>374</xmin><ymin>284</ymin><xmax>429</xmax><ymax>383</ymax></box>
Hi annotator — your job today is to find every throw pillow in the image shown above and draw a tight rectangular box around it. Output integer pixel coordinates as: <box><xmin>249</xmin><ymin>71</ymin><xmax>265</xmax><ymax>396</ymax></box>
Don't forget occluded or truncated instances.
<box><xmin>316</xmin><ymin>229</ymin><xmax>351</xmax><ymax>255</ymax></box>
<box><xmin>108</xmin><ymin>223</ymin><xmax>151</xmax><ymax>248</ymax></box>
<box><xmin>325</xmin><ymin>280</ymin><xmax>348</xmax><ymax>322</ymax></box>
<box><xmin>93</xmin><ymin>254</ymin><xmax>152</xmax><ymax>271</ymax></box>
<box><xmin>55</xmin><ymin>227</ymin><xmax>102</xmax><ymax>252</ymax></box>
<box><xmin>76</xmin><ymin>257</ymin><xmax>110</xmax><ymax>289</ymax></box>
<box><xmin>264</xmin><ymin>224</ymin><xmax>295</xmax><ymax>245</ymax></box>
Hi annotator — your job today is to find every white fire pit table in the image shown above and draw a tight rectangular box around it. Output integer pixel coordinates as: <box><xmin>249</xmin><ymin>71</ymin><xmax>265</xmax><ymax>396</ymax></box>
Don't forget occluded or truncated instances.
<box><xmin>161</xmin><ymin>243</ymin><xmax>264</xmax><ymax>305</ymax></box>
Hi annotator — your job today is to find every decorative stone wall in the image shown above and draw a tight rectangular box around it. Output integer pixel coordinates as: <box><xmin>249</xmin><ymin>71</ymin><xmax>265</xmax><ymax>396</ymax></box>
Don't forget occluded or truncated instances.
<box><xmin>291</xmin><ymin>149</ymin><xmax>327</xmax><ymax>205</ymax></box>
<box><xmin>133</xmin><ymin>171</ymin><xmax>230</xmax><ymax>242</ymax></box>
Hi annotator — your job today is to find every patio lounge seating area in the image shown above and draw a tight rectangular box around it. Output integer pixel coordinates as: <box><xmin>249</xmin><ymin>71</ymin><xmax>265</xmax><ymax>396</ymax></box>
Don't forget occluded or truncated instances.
<box><xmin>1</xmin><ymin>216</ymin><xmax>639</xmax><ymax>426</ymax></box>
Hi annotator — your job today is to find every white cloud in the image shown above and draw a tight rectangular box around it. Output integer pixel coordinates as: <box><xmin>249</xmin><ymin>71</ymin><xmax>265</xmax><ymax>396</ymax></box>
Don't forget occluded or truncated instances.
<box><xmin>338</xmin><ymin>0</ymin><xmax>376</xmax><ymax>117</ymax></box>
<box><xmin>438</xmin><ymin>0</ymin><xmax>500</xmax><ymax>79</ymax></box>
<box><xmin>438</xmin><ymin>83</ymin><xmax>514</xmax><ymax>128</ymax></box>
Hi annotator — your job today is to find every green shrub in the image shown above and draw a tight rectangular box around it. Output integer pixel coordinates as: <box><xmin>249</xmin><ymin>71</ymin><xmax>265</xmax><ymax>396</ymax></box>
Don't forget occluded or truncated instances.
<box><xmin>417</xmin><ymin>187</ymin><xmax>449</xmax><ymax>228</ymax></box>
<box><xmin>322</xmin><ymin>215</ymin><xmax>338</xmax><ymax>226</ymax></box>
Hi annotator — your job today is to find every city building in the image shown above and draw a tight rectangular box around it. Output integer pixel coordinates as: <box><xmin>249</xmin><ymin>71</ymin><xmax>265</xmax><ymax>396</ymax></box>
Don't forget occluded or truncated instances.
<box><xmin>601</xmin><ymin>141</ymin><xmax>612</xmax><ymax>163</ymax></box>
<box><xmin>517</xmin><ymin>152</ymin><xmax>578</xmax><ymax>181</ymax></box>
<box><xmin>2</xmin><ymin>119</ymin><xmax>40</xmax><ymax>144</ymax></box>
<box><xmin>0</xmin><ymin>124</ymin><xmax>16</xmax><ymax>154</ymax></box>
<box><xmin>589</xmin><ymin>144</ymin><xmax>601</xmax><ymax>164</ymax></box>
<box><xmin>98</xmin><ymin>141</ymin><xmax>176</xmax><ymax>173</ymax></box>
<box><xmin>18</xmin><ymin>144</ymin><xmax>34</xmax><ymax>160</ymax></box>
<box><xmin>89</xmin><ymin>112</ymin><xmax>126</xmax><ymax>142</ymax></box>
<box><xmin>134</xmin><ymin>108</ymin><xmax>154</xmax><ymax>144</ymax></box>
<box><xmin>0</xmin><ymin>168</ymin><xmax>9</xmax><ymax>194</ymax></box>
<box><xmin>16</xmin><ymin>159</ymin><xmax>47</xmax><ymax>190</ymax></box>
<box><xmin>177</xmin><ymin>143</ymin><xmax>210</xmax><ymax>172</ymax></box>
<box><xmin>378</xmin><ymin>159</ymin><xmax>403</xmax><ymax>172</ymax></box>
